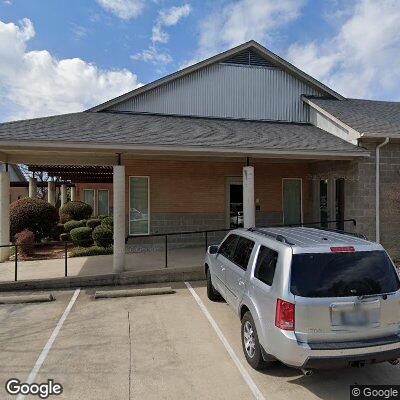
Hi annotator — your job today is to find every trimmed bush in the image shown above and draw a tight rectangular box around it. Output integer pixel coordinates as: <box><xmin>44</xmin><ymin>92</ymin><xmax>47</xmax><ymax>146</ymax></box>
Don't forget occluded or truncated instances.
<box><xmin>70</xmin><ymin>246</ymin><xmax>113</xmax><ymax>257</ymax></box>
<box><xmin>98</xmin><ymin>215</ymin><xmax>108</xmax><ymax>220</ymax></box>
<box><xmin>64</xmin><ymin>220</ymin><xmax>86</xmax><ymax>233</ymax></box>
<box><xmin>50</xmin><ymin>223</ymin><xmax>65</xmax><ymax>241</ymax></box>
<box><xmin>59</xmin><ymin>201</ymin><xmax>92</xmax><ymax>222</ymax></box>
<box><xmin>10</xmin><ymin>198</ymin><xmax>59</xmax><ymax>240</ymax></box>
<box><xmin>15</xmin><ymin>229</ymin><xmax>35</xmax><ymax>258</ymax></box>
<box><xmin>86</xmin><ymin>218</ymin><xmax>101</xmax><ymax>229</ymax></box>
<box><xmin>92</xmin><ymin>225</ymin><xmax>113</xmax><ymax>247</ymax></box>
<box><xmin>70</xmin><ymin>226</ymin><xmax>93</xmax><ymax>247</ymax></box>
<box><xmin>101</xmin><ymin>216</ymin><xmax>113</xmax><ymax>230</ymax></box>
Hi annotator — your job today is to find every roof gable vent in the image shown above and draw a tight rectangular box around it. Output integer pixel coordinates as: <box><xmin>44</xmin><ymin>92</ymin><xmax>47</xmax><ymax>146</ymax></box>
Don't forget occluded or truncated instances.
<box><xmin>221</xmin><ymin>49</ymin><xmax>276</xmax><ymax>68</ymax></box>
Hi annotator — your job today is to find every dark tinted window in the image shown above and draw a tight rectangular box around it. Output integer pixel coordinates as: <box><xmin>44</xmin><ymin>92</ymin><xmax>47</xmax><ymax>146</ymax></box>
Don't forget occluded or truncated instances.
<box><xmin>254</xmin><ymin>246</ymin><xmax>278</xmax><ymax>286</ymax></box>
<box><xmin>218</xmin><ymin>234</ymin><xmax>239</xmax><ymax>260</ymax></box>
<box><xmin>231</xmin><ymin>237</ymin><xmax>255</xmax><ymax>270</ymax></box>
<box><xmin>291</xmin><ymin>251</ymin><xmax>400</xmax><ymax>298</ymax></box>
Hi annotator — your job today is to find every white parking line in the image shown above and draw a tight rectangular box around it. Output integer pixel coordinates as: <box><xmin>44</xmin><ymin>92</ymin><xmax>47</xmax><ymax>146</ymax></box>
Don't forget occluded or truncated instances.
<box><xmin>17</xmin><ymin>289</ymin><xmax>81</xmax><ymax>400</ymax></box>
<box><xmin>185</xmin><ymin>282</ymin><xmax>266</xmax><ymax>400</ymax></box>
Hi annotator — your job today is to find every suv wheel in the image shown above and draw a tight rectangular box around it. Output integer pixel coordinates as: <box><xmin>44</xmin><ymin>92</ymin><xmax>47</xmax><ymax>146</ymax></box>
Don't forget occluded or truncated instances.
<box><xmin>206</xmin><ymin>268</ymin><xmax>221</xmax><ymax>301</ymax></box>
<box><xmin>241</xmin><ymin>311</ymin><xmax>267</xmax><ymax>370</ymax></box>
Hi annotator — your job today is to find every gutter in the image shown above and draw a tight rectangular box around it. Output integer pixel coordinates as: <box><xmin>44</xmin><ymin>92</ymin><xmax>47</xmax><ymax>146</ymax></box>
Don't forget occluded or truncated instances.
<box><xmin>375</xmin><ymin>137</ymin><xmax>390</xmax><ymax>243</ymax></box>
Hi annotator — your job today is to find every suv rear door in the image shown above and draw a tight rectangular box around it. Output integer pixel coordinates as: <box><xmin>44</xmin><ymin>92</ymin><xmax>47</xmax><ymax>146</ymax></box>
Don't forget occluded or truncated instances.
<box><xmin>291</xmin><ymin>249</ymin><xmax>400</xmax><ymax>344</ymax></box>
<box><xmin>225</xmin><ymin>236</ymin><xmax>255</xmax><ymax>310</ymax></box>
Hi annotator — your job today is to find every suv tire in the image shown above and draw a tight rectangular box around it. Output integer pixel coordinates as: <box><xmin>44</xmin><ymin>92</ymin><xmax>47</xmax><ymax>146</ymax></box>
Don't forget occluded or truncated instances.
<box><xmin>241</xmin><ymin>311</ymin><xmax>268</xmax><ymax>370</ymax></box>
<box><xmin>206</xmin><ymin>268</ymin><xmax>221</xmax><ymax>301</ymax></box>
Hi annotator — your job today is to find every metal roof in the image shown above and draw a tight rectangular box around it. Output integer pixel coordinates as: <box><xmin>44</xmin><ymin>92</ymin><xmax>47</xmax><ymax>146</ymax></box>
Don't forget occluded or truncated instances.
<box><xmin>0</xmin><ymin>111</ymin><xmax>367</xmax><ymax>156</ymax></box>
<box><xmin>89</xmin><ymin>40</ymin><xmax>344</xmax><ymax>112</ymax></box>
<box><xmin>305</xmin><ymin>97</ymin><xmax>400</xmax><ymax>138</ymax></box>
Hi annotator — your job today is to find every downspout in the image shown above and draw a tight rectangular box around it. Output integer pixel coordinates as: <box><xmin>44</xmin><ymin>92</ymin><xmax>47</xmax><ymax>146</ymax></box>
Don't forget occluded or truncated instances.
<box><xmin>375</xmin><ymin>137</ymin><xmax>389</xmax><ymax>243</ymax></box>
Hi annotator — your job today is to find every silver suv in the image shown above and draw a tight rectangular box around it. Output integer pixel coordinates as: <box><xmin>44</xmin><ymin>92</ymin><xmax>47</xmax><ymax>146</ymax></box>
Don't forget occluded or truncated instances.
<box><xmin>205</xmin><ymin>227</ymin><xmax>400</xmax><ymax>373</ymax></box>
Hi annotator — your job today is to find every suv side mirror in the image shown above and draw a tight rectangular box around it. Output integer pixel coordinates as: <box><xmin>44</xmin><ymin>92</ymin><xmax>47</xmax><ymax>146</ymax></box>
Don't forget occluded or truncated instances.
<box><xmin>208</xmin><ymin>245</ymin><xmax>219</xmax><ymax>255</ymax></box>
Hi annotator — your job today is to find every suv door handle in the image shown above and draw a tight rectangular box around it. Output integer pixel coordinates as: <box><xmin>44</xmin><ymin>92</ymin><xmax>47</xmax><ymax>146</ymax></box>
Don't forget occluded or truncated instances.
<box><xmin>238</xmin><ymin>280</ymin><xmax>245</xmax><ymax>286</ymax></box>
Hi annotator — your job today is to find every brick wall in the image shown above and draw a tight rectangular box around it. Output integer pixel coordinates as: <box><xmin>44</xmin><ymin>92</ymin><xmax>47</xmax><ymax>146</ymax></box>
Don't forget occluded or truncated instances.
<box><xmin>123</xmin><ymin>159</ymin><xmax>313</xmax><ymax>234</ymax></box>
<box><xmin>311</xmin><ymin>141</ymin><xmax>400</xmax><ymax>260</ymax></box>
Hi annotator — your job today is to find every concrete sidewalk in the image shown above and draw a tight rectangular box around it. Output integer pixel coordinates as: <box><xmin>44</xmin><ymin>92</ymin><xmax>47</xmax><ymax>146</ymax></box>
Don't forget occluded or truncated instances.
<box><xmin>0</xmin><ymin>246</ymin><xmax>206</xmax><ymax>283</ymax></box>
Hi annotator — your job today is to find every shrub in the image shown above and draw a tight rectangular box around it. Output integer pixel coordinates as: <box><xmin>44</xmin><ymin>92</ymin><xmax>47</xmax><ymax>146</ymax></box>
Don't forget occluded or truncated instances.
<box><xmin>70</xmin><ymin>246</ymin><xmax>113</xmax><ymax>257</ymax></box>
<box><xmin>101</xmin><ymin>216</ymin><xmax>113</xmax><ymax>230</ymax></box>
<box><xmin>98</xmin><ymin>215</ymin><xmax>108</xmax><ymax>220</ymax></box>
<box><xmin>60</xmin><ymin>233</ymin><xmax>70</xmax><ymax>242</ymax></box>
<box><xmin>86</xmin><ymin>218</ymin><xmax>101</xmax><ymax>229</ymax></box>
<box><xmin>15</xmin><ymin>229</ymin><xmax>35</xmax><ymax>258</ymax></box>
<box><xmin>92</xmin><ymin>225</ymin><xmax>113</xmax><ymax>247</ymax></box>
<box><xmin>59</xmin><ymin>201</ymin><xmax>92</xmax><ymax>222</ymax></box>
<box><xmin>50</xmin><ymin>223</ymin><xmax>65</xmax><ymax>241</ymax></box>
<box><xmin>10</xmin><ymin>198</ymin><xmax>59</xmax><ymax>240</ymax></box>
<box><xmin>70</xmin><ymin>226</ymin><xmax>93</xmax><ymax>247</ymax></box>
<box><xmin>64</xmin><ymin>220</ymin><xmax>86</xmax><ymax>233</ymax></box>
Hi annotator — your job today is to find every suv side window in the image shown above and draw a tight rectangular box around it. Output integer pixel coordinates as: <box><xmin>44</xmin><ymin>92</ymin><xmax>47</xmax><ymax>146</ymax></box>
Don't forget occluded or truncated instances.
<box><xmin>218</xmin><ymin>234</ymin><xmax>239</xmax><ymax>260</ymax></box>
<box><xmin>254</xmin><ymin>246</ymin><xmax>278</xmax><ymax>286</ymax></box>
<box><xmin>231</xmin><ymin>237</ymin><xmax>255</xmax><ymax>270</ymax></box>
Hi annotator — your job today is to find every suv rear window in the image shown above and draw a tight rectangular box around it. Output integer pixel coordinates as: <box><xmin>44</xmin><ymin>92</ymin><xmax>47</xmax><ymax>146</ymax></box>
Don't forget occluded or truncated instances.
<box><xmin>290</xmin><ymin>251</ymin><xmax>400</xmax><ymax>298</ymax></box>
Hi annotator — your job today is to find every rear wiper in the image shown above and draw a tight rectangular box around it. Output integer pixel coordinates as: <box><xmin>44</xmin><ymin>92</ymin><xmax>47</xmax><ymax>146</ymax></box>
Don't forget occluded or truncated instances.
<box><xmin>357</xmin><ymin>291</ymin><xmax>396</xmax><ymax>300</ymax></box>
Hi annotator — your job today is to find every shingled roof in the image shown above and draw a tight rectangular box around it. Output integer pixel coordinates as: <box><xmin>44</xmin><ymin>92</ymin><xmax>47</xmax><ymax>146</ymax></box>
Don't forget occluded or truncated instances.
<box><xmin>305</xmin><ymin>97</ymin><xmax>400</xmax><ymax>138</ymax></box>
<box><xmin>0</xmin><ymin>111</ymin><xmax>366</xmax><ymax>156</ymax></box>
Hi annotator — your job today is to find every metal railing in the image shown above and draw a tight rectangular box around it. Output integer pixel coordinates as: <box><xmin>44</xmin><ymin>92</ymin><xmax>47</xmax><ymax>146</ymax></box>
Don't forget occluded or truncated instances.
<box><xmin>0</xmin><ymin>240</ymin><xmax>89</xmax><ymax>282</ymax></box>
<box><xmin>126</xmin><ymin>218</ymin><xmax>359</xmax><ymax>269</ymax></box>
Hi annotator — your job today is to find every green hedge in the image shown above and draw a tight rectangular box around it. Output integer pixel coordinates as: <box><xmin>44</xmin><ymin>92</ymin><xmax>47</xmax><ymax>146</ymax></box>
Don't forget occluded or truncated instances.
<box><xmin>92</xmin><ymin>225</ymin><xmax>113</xmax><ymax>247</ymax></box>
<box><xmin>60</xmin><ymin>201</ymin><xmax>93</xmax><ymax>222</ymax></box>
<box><xmin>64</xmin><ymin>220</ymin><xmax>86</xmax><ymax>233</ymax></box>
<box><xmin>70</xmin><ymin>246</ymin><xmax>113</xmax><ymax>257</ymax></box>
<box><xmin>70</xmin><ymin>226</ymin><xmax>93</xmax><ymax>247</ymax></box>
<box><xmin>10</xmin><ymin>198</ymin><xmax>59</xmax><ymax>240</ymax></box>
<box><xmin>86</xmin><ymin>218</ymin><xmax>101</xmax><ymax>229</ymax></box>
<box><xmin>101</xmin><ymin>216</ymin><xmax>113</xmax><ymax>230</ymax></box>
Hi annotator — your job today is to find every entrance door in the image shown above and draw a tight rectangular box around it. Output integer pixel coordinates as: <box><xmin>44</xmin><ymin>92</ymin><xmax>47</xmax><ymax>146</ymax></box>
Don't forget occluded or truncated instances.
<box><xmin>282</xmin><ymin>178</ymin><xmax>302</xmax><ymax>225</ymax></box>
<box><xmin>228</xmin><ymin>182</ymin><xmax>243</xmax><ymax>228</ymax></box>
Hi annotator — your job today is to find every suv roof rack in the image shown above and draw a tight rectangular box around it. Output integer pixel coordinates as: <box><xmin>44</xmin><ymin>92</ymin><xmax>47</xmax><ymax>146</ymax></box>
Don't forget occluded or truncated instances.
<box><xmin>247</xmin><ymin>228</ymin><xmax>293</xmax><ymax>245</ymax></box>
<box><xmin>311</xmin><ymin>226</ymin><xmax>368</xmax><ymax>240</ymax></box>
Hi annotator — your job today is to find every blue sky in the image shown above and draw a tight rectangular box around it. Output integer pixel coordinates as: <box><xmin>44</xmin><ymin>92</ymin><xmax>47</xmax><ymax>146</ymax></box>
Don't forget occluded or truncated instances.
<box><xmin>1</xmin><ymin>0</ymin><xmax>400</xmax><ymax>121</ymax></box>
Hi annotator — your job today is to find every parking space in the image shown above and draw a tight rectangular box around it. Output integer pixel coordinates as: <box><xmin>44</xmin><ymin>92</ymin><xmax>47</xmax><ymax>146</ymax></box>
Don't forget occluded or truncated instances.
<box><xmin>0</xmin><ymin>283</ymin><xmax>399</xmax><ymax>400</ymax></box>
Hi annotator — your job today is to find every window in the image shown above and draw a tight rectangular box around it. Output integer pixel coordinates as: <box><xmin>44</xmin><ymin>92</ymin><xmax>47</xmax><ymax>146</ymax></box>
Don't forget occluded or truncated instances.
<box><xmin>98</xmin><ymin>189</ymin><xmax>109</xmax><ymax>216</ymax></box>
<box><xmin>218</xmin><ymin>234</ymin><xmax>239</xmax><ymax>260</ymax></box>
<box><xmin>254</xmin><ymin>246</ymin><xmax>278</xmax><ymax>286</ymax></box>
<box><xmin>232</xmin><ymin>237</ymin><xmax>255</xmax><ymax>270</ymax></box>
<box><xmin>129</xmin><ymin>177</ymin><xmax>149</xmax><ymax>235</ymax></box>
<box><xmin>83</xmin><ymin>189</ymin><xmax>95</xmax><ymax>215</ymax></box>
<box><xmin>290</xmin><ymin>251</ymin><xmax>400</xmax><ymax>298</ymax></box>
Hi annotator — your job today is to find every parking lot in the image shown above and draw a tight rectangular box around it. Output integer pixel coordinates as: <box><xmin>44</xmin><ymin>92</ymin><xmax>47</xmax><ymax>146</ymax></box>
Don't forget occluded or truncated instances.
<box><xmin>0</xmin><ymin>282</ymin><xmax>398</xmax><ymax>400</ymax></box>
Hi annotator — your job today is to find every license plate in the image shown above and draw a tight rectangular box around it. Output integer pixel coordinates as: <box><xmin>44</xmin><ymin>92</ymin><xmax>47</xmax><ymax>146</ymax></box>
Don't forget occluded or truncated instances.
<box><xmin>340</xmin><ymin>310</ymin><xmax>369</xmax><ymax>326</ymax></box>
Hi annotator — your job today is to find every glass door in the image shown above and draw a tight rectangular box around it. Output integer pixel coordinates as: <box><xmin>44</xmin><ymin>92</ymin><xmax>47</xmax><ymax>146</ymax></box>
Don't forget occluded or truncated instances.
<box><xmin>229</xmin><ymin>183</ymin><xmax>243</xmax><ymax>228</ymax></box>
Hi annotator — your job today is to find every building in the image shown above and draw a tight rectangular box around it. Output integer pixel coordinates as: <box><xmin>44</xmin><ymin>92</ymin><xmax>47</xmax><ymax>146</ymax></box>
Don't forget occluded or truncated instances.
<box><xmin>0</xmin><ymin>40</ymin><xmax>398</xmax><ymax>268</ymax></box>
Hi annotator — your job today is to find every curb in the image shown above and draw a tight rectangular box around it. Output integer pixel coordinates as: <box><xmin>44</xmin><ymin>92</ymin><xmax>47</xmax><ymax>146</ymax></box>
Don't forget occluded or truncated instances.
<box><xmin>94</xmin><ymin>287</ymin><xmax>175</xmax><ymax>299</ymax></box>
<box><xmin>0</xmin><ymin>293</ymin><xmax>55</xmax><ymax>304</ymax></box>
<box><xmin>0</xmin><ymin>266</ymin><xmax>205</xmax><ymax>292</ymax></box>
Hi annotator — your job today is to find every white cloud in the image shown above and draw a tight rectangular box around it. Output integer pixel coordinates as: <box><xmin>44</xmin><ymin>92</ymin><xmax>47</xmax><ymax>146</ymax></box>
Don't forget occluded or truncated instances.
<box><xmin>131</xmin><ymin>45</ymin><xmax>172</xmax><ymax>65</ymax></box>
<box><xmin>96</xmin><ymin>0</ymin><xmax>145</xmax><ymax>20</ymax></box>
<box><xmin>0</xmin><ymin>18</ymin><xmax>141</xmax><ymax>121</ymax></box>
<box><xmin>185</xmin><ymin>0</ymin><xmax>304</xmax><ymax>66</ymax></box>
<box><xmin>152</xmin><ymin>4</ymin><xmax>192</xmax><ymax>44</ymax></box>
<box><xmin>287</xmin><ymin>0</ymin><xmax>400</xmax><ymax>99</ymax></box>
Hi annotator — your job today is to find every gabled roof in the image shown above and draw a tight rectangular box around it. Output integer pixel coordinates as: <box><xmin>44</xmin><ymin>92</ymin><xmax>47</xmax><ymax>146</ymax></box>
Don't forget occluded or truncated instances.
<box><xmin>304</xmin><ymin>96</ymin><xmax>400</xmax><ymax>138</ymax></box>
<box><xmin>89</xmin><ymin>40</ymin><xmax>344</xmax><ymax>113</ymax></box>
<box><xmin>0</xmin><ymin>111</ymin><xmax>367</xmax><ymax>158</ymax></box>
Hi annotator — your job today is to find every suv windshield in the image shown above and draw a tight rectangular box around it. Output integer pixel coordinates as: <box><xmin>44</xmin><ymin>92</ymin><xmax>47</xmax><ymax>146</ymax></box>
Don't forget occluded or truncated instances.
<box><xmin>290</xmin><ymin>251</ymin><xmax>400</xmax><ymax>298</ymax></box>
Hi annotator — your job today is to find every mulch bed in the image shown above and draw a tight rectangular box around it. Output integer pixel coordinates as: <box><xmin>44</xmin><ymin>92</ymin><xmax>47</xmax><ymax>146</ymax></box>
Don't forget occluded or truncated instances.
<box><xmin>9</xmin><ymin>243</ymin><xmax>75</xmax><ymax>261</ymax></box>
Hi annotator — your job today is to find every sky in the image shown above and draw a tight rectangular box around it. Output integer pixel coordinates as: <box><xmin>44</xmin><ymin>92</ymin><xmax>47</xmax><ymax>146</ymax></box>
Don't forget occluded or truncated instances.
<box><xmin>0</xmin><ymin>0</ymin><xmax>400</xmax><ymax>122</ymax></box>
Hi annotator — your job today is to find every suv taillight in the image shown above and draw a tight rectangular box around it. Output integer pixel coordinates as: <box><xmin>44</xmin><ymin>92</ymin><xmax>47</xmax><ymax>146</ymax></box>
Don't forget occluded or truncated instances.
<box><xmin>275</xmin><ymin>299</ymin><xmax>295</xmax><ymax>331</ymax></box>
